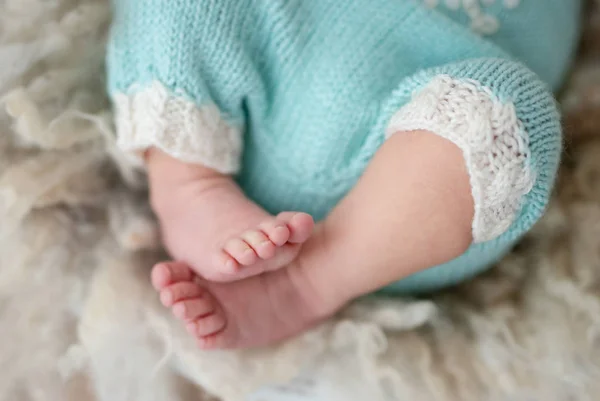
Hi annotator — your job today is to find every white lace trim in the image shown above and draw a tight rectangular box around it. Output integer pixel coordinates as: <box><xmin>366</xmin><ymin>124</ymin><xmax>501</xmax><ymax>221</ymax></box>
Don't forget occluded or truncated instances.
<box><xmin>386</xmin><ymin>75</ymin><xmax>535</xmax><ymax>243</ymax></box>
<box><xmin>112</xmin><ymin>81</ymin><xmax>242</xmax><ymax>174</ymax></box>
<box><xmin>421</xmin><ymin>0</ymin><xmax>522</xmax><ymax>35</ymax></box>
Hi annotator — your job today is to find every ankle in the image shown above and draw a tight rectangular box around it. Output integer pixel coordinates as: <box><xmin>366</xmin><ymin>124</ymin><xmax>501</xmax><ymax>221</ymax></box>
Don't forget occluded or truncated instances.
<box><xmin>147</xmin><ymin>147</ymin><xmax>233</xmax><ymax>195</ymax></box>
<box><xmin>146</xmin><ymin>148</ymin><xmax>239</xmax><ymax>215</ymax></box>
<box><xmin>285</xmin><ymin>266</ymin><xmax>339</xmax><ymax>322</ymax></box>
<box><xmin>288</xmin><ymin>225</ymin><xmax>355</xmax><ymax>318</ymax></box>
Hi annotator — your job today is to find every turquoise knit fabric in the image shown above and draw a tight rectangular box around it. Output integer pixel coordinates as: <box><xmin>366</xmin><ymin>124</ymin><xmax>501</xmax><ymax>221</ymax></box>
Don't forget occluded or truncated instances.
<box><xmin>108</xmin><ymin>0</ymin><xmax>581</xmax><ymax>294</ymax></box>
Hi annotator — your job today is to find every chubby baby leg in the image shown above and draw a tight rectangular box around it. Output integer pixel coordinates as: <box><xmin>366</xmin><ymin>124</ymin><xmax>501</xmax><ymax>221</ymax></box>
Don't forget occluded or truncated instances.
<box><xmin>304</xmin><ymin>129</ymin><xmax>475</xmax><ymax>298</ymax></box>
<box><xmin>151</xmin><ymin>130</ymin><xmax>475</xmax><ymax>349</ymax></box>
<box><xmin>147</xmin><ymin>148</ymin><xmax>314</xmax><ymax>282</ymax></box>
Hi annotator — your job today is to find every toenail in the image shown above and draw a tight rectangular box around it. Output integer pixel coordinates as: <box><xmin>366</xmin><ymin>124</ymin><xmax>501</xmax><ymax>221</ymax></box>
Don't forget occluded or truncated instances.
<box><xmin>186</xmin><ymin>322</ymin><xmax>197</xmax><ymax>335</ymax></box>
<box><xmin>160</xmin><ymin>264</ymin><xmax>172</xmax><ymax>276</ymax></box>
<box><xmin>160</xmin><ymin>291</ymin><xmax>172</xmax><ymax>305</ymax></box>
<box><xmin>273</xmin><ymin>225</ymin><xmax>287</xmax><ymax>234</ymax></box>
<box><xmin>173</xmin><ymin>303</ymin><xmax>186</xmax><ymax>317</ymax></box>
<box><xmin>225</xmin><ymin>259</ymin><xmax>237</xmax><ymax>271</ymax></box>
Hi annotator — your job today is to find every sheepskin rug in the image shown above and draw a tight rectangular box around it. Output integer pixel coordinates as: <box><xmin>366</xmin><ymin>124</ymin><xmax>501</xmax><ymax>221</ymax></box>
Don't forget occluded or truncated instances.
<box><xmin>2</xmin><ymin>1</ymin><xmax>600</xmax><ymax>400</ymax></box>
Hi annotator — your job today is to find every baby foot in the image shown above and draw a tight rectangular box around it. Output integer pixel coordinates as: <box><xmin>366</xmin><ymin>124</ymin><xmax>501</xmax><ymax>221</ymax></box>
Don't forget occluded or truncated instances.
<box><xmin>220</xmin><ymin>212</ymin><xmax>314</xmax><ymax>276</ymax></box>
<box><xmin>151</xmin><ymin>258</ymin><xmax>340</xmax><ymax>349</ymax></box>
<box><xmin>153</xmin><ymin>173</ymin><xmax>314</xmax><ymax>282</ymax></box>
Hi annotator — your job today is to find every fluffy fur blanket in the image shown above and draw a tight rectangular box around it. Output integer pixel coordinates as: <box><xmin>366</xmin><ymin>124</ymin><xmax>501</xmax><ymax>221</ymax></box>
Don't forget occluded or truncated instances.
<box><xmin>2</xmin><ymin>1</ymin><xmax>600</xmax><ymax>400</ymax></box>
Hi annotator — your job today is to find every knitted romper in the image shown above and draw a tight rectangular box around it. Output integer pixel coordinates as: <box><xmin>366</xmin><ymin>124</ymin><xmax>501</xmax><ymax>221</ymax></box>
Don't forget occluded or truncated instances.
<box><xmin>108</xmin><ymin>0</ymin><xmax>581</xmax><ymax>293</ymax></box>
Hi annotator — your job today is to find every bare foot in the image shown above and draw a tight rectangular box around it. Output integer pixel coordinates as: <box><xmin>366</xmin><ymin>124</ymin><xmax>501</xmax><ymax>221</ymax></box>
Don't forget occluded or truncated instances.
<box><xmin>221</xmin><ymin>211</ymin><xmax>314</xmax><ymax>273</ymax></box>
<box><xmin>151</xmin><ymin>256</ymin><xmax>340</xmax><ymax>349</ymax></box>
<box><xmin>153</xmin><ymin>176</ymin><xmax>314</xmax><ymax>282</ymax></box>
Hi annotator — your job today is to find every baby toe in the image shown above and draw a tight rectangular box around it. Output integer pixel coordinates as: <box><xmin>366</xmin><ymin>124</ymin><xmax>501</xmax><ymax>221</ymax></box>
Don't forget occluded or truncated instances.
<box><xmin>242</xmin><ymin>230</ymin><xmax>276</xmax><ymax>259</ymax></box>
<box><xmin>160</xmin><ymin>282</ymin><xmax>203</xmax><ymax>307</ymax></box>
<box><xmin>216</xmin><ymin>251</ymin><xmax>240</xmax><ymax>275</ymax></box>
<box><xmin>186</xmin><ymin>312</ymin><xmax>227</xmax><ymax>338</ymax></box>
<box><xmin>223</xmin><ymin>238</ymin><xmax>258</xmax><ymax>266</ymax></box>
<box><xmin>151</xmin><ymin>262</ymin><xmax>194</xmax><ymax>290</ymax></box>
<box><xmin>278</xmin><ymin>212</ymin><xmax>314</xmax><ymax>244</ymax></box>
<box><xmin>259</xmin><ymin>220</ymin><xmax>290</xmax><ymax>247</ymax></box>
<box><xmin>196</xmin><ymin>332</ymin><xmax>229</xmax><ymax>349</ymax></box>
<box><xmin>172</xmin><ymin>298</ymin><xmax>214</xmax><ymax>321</ymax></box>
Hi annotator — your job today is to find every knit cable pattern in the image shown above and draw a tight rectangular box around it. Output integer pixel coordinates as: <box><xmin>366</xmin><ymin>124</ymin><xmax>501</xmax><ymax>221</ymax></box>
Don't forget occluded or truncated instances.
<box><xmin>386</xmin><ymin>75</ymin><xmax>534</xmax><ymax>243</ymax></box>
<box><xmin>113</xmin><ymin>81</ymin><xmax>242</xmax><ymax>173</ymax></box>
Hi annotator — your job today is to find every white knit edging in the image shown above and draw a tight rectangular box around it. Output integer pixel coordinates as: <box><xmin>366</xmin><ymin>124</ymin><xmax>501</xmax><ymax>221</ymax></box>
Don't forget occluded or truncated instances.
<box><xmin>386</xmin><ymin>75</ymin><xmax>534</xmax><ymax>243</ymax></box>
<box><xmin>112</xmin><ymin>81</ymin><xmax>242</xmax><ymax>174</ymax></box>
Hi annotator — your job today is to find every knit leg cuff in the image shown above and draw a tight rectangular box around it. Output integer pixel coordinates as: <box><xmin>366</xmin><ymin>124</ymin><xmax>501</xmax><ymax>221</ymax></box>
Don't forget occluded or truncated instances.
<box><xmin>385</xmin><ymin>75</ymin><xmax>535</xmax><ymax>243</ymax></box>
<box><xmin>112</xmin><ymin>81</ymin><xmax>242</xmax><ymax>174</ymax></box>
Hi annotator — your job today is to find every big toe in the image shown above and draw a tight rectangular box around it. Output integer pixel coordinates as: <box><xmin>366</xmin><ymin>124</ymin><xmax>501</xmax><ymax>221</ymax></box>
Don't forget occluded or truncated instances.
<box><xmin>151</xmin><ymin>261</ymin><xmax>195</xmax><ymax>290</ymax></box>
<box><xmin>278</xmin><ymin>212</ymin><xmax>314</xmax><ymax>244</ymax></box>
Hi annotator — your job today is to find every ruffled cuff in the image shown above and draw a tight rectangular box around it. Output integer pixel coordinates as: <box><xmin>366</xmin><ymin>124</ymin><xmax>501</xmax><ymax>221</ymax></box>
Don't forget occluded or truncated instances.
<box><xmin>112</xmin><ymin>81</ymin><xmax>243</xmax><ymax>174</ymax></box>
<box><xmin>386</xmin><ymin>75</ymin><xmax>535</xmax><ymax>243</ymax></box>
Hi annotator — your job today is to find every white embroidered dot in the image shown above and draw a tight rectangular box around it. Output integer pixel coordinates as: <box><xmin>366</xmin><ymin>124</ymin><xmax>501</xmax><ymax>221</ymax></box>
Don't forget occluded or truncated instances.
<box><xmin>471</xmin><ymin>13</ymin><xmax>500</xmax><ymax>35</ymax></box>
<box><xmin>461</xmin><ymin>0</ymin><xmax>482</xmax><ymax>15</ymax></box>
<box><xmin>422</xmin><ymin>0</ymin><xmax>521</xmax><ymax>35</ymax></box>
<box><xmin>444</xmin><ymin>0</ymin><xmax>461</xmax><ymax>10</ymax></box>
<box><xmin>423</xmin><ymin>0</ymin><xmax>439</xmax><ymax>8</ymax></box>
<box><xmin>503</xmin><ymin>0</ymin><xmax>521</xmax><ymax>9</ymax></box>
<box><xmin>386</xmin><ymin>76</ymin><xmax>534</xmax><ymax>243</ymax></box>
